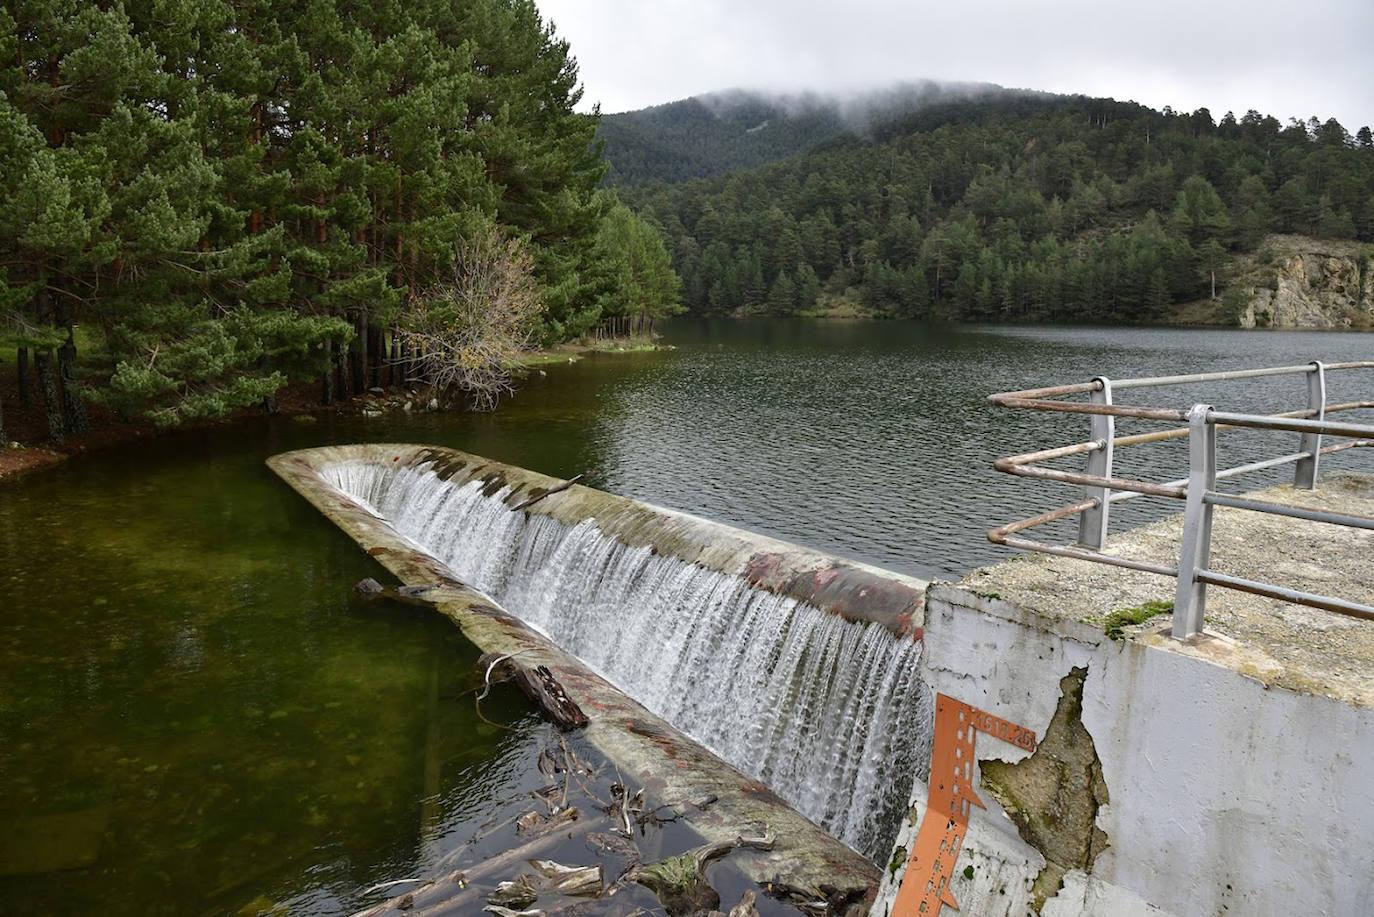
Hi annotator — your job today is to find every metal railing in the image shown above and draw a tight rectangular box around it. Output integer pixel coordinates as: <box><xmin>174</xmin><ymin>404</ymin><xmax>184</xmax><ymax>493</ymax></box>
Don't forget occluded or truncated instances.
<box><xmin>988</xmin><ymin>361</ymin><xmax>1374</xmax><ymax>639</ymax></box>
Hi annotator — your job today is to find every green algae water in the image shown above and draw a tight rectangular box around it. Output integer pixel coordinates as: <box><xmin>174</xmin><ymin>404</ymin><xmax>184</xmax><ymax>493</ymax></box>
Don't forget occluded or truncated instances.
<box><xmin>0</xmin><ymin>434</ymin><xmax>544</xmax><ymax>915</ymax></box>
<box><xmin>2</xmin><ymin>321</ymin><xmax>1371</xmax><ymax>914</ymax></box>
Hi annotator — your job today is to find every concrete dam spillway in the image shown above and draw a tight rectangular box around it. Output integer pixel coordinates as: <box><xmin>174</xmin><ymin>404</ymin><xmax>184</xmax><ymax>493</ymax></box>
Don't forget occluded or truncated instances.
<box><xmin>273</xmin><ymin>444</ymin><xmax>1374</xmax><ymax>915</ymax></box>
<box><xmin>274</xmin><ymin>444</ymin><xmax>933</xmax><ymax>863</ymax></box>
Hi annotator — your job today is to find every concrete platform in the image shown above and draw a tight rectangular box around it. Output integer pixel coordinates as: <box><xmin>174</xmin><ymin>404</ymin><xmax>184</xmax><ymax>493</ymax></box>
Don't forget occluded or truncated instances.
<box><xmin>874</xmin><ymin>470</ymin><xmax>1374</xmax><ymax>917</ymax></box>
<box><xmin>963</xmin><ymin>470</ymin><xmax>1374</xmax><ymax>707</ymax></box>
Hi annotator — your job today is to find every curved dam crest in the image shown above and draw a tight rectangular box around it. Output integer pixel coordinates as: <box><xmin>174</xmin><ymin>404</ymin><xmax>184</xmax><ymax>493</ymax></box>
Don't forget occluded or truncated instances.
<box><xmin>288</xmin><ymin>444</ymin><xmax>933</xmax><ymax>860</ymax></box>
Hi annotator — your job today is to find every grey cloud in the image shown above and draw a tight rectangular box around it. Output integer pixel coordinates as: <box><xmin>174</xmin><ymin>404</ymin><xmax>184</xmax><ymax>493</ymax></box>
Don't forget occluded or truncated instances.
<box><xmin>538</xmin><ymin>0</ymin><xmax>1373</xmax><ymax>128</ymax></box>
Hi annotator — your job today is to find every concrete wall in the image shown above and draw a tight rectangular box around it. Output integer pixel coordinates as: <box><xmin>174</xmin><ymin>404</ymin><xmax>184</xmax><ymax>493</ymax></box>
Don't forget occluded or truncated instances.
<box><xmin>875</xmin><ymin>583</ymin><xmax>1374</xmax><ymax>916</ymax></box>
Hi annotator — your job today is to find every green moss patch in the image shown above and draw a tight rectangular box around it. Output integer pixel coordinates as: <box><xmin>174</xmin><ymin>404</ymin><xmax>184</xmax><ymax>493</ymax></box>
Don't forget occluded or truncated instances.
<box><xmin>1101</xmin><ymin>600</ymin><xmax>1173</xmax><ymax>640</ymax></box>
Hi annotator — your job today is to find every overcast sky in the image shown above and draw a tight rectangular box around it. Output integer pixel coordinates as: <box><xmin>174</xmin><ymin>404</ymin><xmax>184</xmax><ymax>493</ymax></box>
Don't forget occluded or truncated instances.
<box><xmin>535</xmin><ymin>0</ymin><xmax>1374</xmax><ymax>131</ymax></box>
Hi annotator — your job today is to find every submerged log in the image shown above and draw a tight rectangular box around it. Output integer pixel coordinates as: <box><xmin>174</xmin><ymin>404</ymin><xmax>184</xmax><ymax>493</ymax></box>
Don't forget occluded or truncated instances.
<box><xmin>727</xmin><ymin>890</ymin><xmax>760</xmax><ymax>917</ymax></box>
<box><xmin>632</xmin><ymin>841</ymin><xmax>735</xmax><ymax>916</ymax></box>
<box><xmin>353</xmin><ymin>577</ymin><xmax>441</xmax><ymax>608</ymax></box>
<box><xmin>480</xmin><ymin>652</ymin><xmax>589</xmax><ymax>730</ymax></box>
<box><xmin>528</xmin><ymin>859</ymin><xmax>603</xmax><ymax>897</ymax></box>
<box><xmin>487</xmin><ymin>875</ymin><xmax>538</xmax><ymax>909</ymax></box>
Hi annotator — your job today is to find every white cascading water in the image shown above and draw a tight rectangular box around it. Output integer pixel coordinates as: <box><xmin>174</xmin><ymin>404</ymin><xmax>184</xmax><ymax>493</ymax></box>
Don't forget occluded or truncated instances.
<box><xmin>324</xmin><ymin>460</ymin><xmax>933</xmax><ymax>859</ymax></box>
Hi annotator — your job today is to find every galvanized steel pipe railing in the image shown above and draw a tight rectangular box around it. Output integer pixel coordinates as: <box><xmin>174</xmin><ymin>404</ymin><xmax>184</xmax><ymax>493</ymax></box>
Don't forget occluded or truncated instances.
<box><xmin>987</xmin><ymin>361</ymin><xmax>1374</xmax><ymax>639</ymax></box>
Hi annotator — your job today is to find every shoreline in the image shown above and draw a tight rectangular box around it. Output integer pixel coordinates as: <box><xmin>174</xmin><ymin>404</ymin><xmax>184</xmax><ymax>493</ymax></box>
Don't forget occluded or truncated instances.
<box><xmin>0</xmin><ymin>336</ymin><xmax>669</xmax><ymax>483</ymax></box>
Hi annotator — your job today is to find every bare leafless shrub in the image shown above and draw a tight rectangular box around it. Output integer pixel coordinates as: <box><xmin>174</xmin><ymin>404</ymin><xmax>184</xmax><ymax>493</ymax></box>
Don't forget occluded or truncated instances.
<box><xmin>397</xmin><ymin>230</ymin><xmax>542</xmax><ymax>410</ymax></box>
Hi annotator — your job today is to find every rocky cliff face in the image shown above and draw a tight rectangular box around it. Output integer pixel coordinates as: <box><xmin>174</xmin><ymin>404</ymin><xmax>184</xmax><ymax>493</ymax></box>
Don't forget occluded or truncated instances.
<box><xmin>1241</xmin><ymin>240</ymin><xmax>1373</xmax><ymax>329</ymax></box>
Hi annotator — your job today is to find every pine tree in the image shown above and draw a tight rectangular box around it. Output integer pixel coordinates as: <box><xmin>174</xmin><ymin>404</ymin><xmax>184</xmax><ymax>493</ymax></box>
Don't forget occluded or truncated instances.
<box><xmin>767</xmin><ymin>271</ymin><xmax>796</xmax><ymax>315</ymax></box>
<box><xmin>0</xmin><ymin>0</ymin><xmax>621</xmax><ymax>425</ymax></box>
<box><xmin>591</xmin><ymin>195</ymin><xmax>682</xmax><ymax>333</ymax></box>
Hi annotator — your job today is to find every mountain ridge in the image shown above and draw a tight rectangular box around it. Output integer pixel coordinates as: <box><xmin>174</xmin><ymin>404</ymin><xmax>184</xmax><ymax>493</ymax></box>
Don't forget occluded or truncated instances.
<box><xmin>597</xmin><ymin>80</ymin><xmax>1027</xmax><ymax>185</ymax></box>
<box><xmin>601</xmin><ymin>87</ymin><xmax>1374</xmax><ymax>325</ymax></box>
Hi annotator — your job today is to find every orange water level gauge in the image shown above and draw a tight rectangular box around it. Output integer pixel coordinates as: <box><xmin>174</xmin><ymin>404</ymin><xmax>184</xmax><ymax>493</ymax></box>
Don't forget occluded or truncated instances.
<box><xmin>891</xmin><ymin>694</ymin><xmax>1036</xmax><ymax>916</ymax></box>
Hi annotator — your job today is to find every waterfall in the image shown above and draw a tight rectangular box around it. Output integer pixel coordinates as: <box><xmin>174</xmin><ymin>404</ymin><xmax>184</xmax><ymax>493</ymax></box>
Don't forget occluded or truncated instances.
<box><xmin>324</xmin><ymin>460</ymin><xmax>932</xmax><ymax>860</ymax></box>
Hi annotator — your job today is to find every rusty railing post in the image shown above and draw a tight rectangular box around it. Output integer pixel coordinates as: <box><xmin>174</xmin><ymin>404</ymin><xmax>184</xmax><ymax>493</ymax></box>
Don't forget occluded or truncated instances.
<box><xmin>1077</xmin><ymin>377</ymin><xmax>1114</xmax><ymax>549</ymax></box>
<box><xmin>1294</xmin><ymin>361</ymin><xmax>1326</xmax><ymax>489</ymax></box>
<box><xmin>1173</xmin><ymin>404</ymin><xmax>1216</xmax><ymax>639</ymax></box>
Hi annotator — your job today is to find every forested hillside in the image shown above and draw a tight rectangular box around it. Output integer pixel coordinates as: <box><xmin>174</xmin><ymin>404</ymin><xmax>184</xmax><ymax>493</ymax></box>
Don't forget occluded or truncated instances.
<box><xmin>617</xmin><ymin>95</ymin><xmax>1374</xmax><ymax>322</ymax></box>
<box><xmin>597</xmin><ymin>81</ymin><xmax>1006</xmax><ymax>186</ymax></box>
<box><xmin>0</xmin><ymin>0</ymin><xmax>677</xmax><ymax>438</ymax></box>
<box><xmin>598</xmin><ymin>94</ymin><xmax>842</xmax><ymax>186</ymax></box>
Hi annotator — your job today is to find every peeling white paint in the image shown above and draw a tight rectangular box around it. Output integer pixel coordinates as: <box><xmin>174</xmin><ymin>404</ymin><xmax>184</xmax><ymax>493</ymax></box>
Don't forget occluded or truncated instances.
<box><xmin>876</xmin><ymin>582</ymin><xmax>1374</xmax><ymax>916</ymax></box>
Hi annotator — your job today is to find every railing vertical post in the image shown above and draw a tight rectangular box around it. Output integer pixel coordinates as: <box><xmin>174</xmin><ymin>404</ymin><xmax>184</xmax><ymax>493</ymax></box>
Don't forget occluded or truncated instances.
<box><xmin>1173</xmin><ymin>404</ymin><xmax>1216</xmax><ymax>639</ymax></box>
<box><xmin>1077</xmin><ymin>377</ymin><xmax>1114</xmax><ymax>550</ymax></box>
<box><xmin>1294</xmin><ymin>361</ymin><xmax>1326</xmax><ymax>489</ymax></box>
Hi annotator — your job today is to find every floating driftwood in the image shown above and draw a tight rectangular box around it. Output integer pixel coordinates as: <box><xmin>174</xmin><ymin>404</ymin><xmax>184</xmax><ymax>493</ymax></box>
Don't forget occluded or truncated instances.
<box><xmin>631</xmin><ymin>841</ymin><xmax>735</xmax><ymax>915</ymax></box>
<box><xmin>480</xmin><ymin>652</ymin><xmax>589</xmax><ymax>730</ymax></box>
<box><xmin>351</xmin><ymin>725</ymin><xmax>871</xmax><ymax>917</ymax></box>
<box><xmin>353</xmin><ymin>576</ymin><xmax>441</xmax><ymax>608</ymax></box>
<box><xmin>482</xmin><ymin>906</ymin><xmax>543</xmax><ymax>917</ymax></box>
<box><xmin>528</xmin><ymin>859</ymin><xmax>603</xmax><ymax>897</ymax></box>
<box><xmin>487</xmin><ymin>875</ymin><xmax>538</xmax><ymax>908</ymax></box>
<box><xmin>512</xmin><ymin>473</ymin><xmax>586</xmax><ymax>511</ymax></box>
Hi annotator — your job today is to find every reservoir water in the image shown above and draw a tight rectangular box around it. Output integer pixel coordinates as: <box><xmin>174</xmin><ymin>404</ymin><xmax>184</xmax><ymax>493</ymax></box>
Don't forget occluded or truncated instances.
<box><xmin>2</xmin><ymin>321</ymin><xmax>1370</xmax><ymax>914</ymax></box>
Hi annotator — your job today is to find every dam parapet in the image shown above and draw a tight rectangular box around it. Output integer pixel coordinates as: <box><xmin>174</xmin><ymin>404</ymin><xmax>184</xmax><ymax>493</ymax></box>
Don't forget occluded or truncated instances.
<box><xmin>870</xmin><ymin>362</ymin><xmax>1374</xmax><ymax>915</ymax></box>
<box><xmin>874</xmin><ymin>473</ymin><xmax>1374</xmax><ymax>916</ymax></box>
<box><xmin>271</xmin><ymin>437</ymin><xmax>1374</xmax><ymax>916</ymax></box>
<box><xmin>367</xmin><ymin>445</ymin><xmax>926</xmax><ymax>637</ymax></box>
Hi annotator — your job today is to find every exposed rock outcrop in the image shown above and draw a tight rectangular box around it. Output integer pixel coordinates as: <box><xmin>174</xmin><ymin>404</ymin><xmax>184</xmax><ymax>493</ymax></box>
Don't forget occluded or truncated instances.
<box><xmin>1239</xmin><ymin>236</ymin><xmax>1373</xmax><ymax>329</ymax></box>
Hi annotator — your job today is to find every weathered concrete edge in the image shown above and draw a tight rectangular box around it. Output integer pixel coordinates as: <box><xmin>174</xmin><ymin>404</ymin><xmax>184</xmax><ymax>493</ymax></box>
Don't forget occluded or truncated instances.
<box><xmin>324</xmin><ymin>443</ymin><xmax>927</xmax><ymax>637</ymax></box>
<box><xmin>267</xmin><ymin>450</ymin><xmax>881</xmax><ymax>893</ymax></box>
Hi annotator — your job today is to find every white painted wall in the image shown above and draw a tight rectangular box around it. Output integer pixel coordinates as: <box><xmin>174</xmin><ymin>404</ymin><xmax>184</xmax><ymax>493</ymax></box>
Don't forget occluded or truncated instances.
<box><xmin>875</xmin><ymin>583</ymin><xmax>1374</xmax><ymax>916</ymax></box>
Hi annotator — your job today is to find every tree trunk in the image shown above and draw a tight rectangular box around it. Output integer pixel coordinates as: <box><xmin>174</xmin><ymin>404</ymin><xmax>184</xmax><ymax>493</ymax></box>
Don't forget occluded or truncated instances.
<box><xmin>337</xmin><ymin>339</ymin><xmax>353</xmax><ymax>399</ymax></box>
<box><xmin>477</xmin><ymin>652</ymin><xmax>589</xmax><ymax>730</ymax></box>
<box><xmin>1210</xmin><ymin>269</ymin><xmax>1217</xmax><ymax>300</ymax></box>
<box><xmin>17</xmin><ymin>346</ymin><xmax>30</xmax><ymax>408</ymax></box>
<box><xmin>388</xmin><ymin>327</ymin><xmax>399</xmax><ymax>386</ymax></box>
<box><xmin>0</xmin><ymin>389</ymin><xmax>7</xmax><ymax>444</ymax></box>
<box><xmin>354</xmin><ymin>310</ymin><xmax>368</xmax><ymax>395</ymax></box>
<box><xmin>34</xmin><ymin>350</ymin><xmax>64</xmax><ymax>443</ymax></box>
<box><xmin>369</xmin><ymin>324</ymin><xmax>383</xmax><ymax>388</ymax></box>
<box><xmin>57</xmin><ymin>333</ymin><xmax>88</xmax><ymax>435</ymax></box>
<box><xmin>320</xmin><ymin>338</ymin><xmax>335</xmax><ymax>406</ymax></box>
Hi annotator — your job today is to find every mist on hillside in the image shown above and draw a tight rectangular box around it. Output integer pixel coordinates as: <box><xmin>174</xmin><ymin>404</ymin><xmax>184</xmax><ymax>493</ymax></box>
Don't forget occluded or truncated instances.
<box><xmin>693</xmin><ymin>79</ymin><xmax>1017</xmax><ymax>133</ymax></box>
<box><xmin>595</xmin><ymin>80</ymin><xmax>1052</xmax><ymax>184</ymax></box>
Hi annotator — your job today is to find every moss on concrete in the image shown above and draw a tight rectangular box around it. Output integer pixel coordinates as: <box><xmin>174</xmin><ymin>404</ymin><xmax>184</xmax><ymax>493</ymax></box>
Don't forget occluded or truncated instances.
<box><xmin>978</xmin><ymin>667</ymin><xmax>1110</xmax><ymax>913</ymax></box>
<box><xmin>1100</xmin><ymin>600</ymin><xmax>1173</xmax><ymax>640</ymax></box>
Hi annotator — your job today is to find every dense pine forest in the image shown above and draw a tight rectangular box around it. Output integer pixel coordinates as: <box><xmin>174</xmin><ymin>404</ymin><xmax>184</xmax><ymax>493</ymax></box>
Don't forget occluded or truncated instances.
<box><xmin>4</xmin><ymin>5</ymin><xmax>1372</xmax><ymax>446</ymax></box>
<box><xmin>609</xmin><ymin>93</ymin><xmax>1374</xmax><ymax>322</ymax></box>
<box><xmin>0</xmin><ymin>0</ymin><xmax>678</xmax><ymax>438</ymax></box>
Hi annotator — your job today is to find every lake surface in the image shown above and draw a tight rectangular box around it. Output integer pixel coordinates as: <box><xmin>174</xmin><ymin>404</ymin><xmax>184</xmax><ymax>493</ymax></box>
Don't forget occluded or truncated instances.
<box><xmin>2</xmin><ymin>320</ymin><xmax>1370</xmax><ymax>914</ymax></box>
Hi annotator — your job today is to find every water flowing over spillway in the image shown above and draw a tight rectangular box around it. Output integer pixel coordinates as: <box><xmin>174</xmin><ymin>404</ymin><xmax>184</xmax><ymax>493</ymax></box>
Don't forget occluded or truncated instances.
<box><xmin>324</xmin><ymin>459</ymin><xmax>932</xmax><ymax>859</ymax></box>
